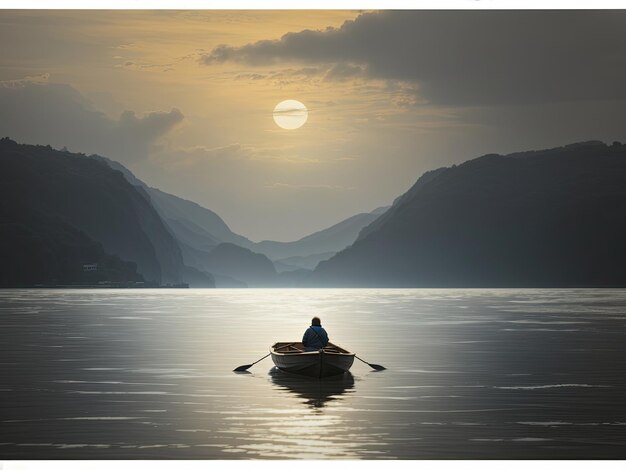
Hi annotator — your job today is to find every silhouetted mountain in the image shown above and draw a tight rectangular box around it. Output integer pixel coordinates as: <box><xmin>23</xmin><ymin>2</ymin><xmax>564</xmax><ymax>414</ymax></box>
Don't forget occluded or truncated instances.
<box><xmin>92</xmin><ymin>154</ymin><xmax>146</xmax><ymax>188</ymax></box>
<box><xmin>314</xmin><ymin>141</ymin><xmax>626</xmax><ymax>287</ymax></box>
<box><xmin>276</xmin><ymin>268</ymin><xmax>313</xmax><ymax>287</ymax></box>
<box><xmin>147</xmin><ymin>188</ymin><xmax>253</xmax><ymax>250</ymax></box>
<box><xmin>273</xmin><ymin>252</ymin><xmax>336</xmax><ymax>273</ymax></box>
<box><xmin>177</xmin><ymin>242</ymin><xmax>222</xmax><ymax>277</ymax></box>
<box><xmin>91</xmin><ymin>153</ymin><xmax>388</xmax><ymax>280</ymax></box>
<box><xmin>254</xmin><ymin>209</ymin><xmax>388</xmax><ymax>262</ymax></box>
<box><xmin>356</xmin><ymin>168</ymin><xmax>446</xmax><ymax>242</ymax></box>
<box><xmin>91</xmin><ymin>155</ymin><xmax>264</xmax><ymax>285</ymax></box>
<box><xmin>89</xmin><ymin>155</ymin><xmax>218</xmax><ymax>287</ymax></box>
<box><xmin>90</xmin><ymin>155</ymin><xmax>248</xmax><ymax>251</ymax></box>
<box><xmin>370</xmin><ymin>205</ymin><xmax>390</xmax><ymax>215</ymax></box>
<box><xmin>179</xmin><ymin>265</ymin><xmax>215</xmax><ymax>288</ymax></box>
<box><xmin>0</xmin><ymin>138</ymin><xmax>213</xmax><ymax>287</ymax></box>
<box><xmin>197</xmin><ymin>243</ymin><xmax>277</xmax><ymax>287</ymax></box>
<box><xmin>0</xmin><ymin>204</ymin><xmax>143</xmax><ymax>287</ymax></box>
<box><xmin>212</xmin><ymin>273</ymin><xmax>248</xmax><ymax>288</ymax></box>
<box><xmin>145</xmin><ymin>184</ymin><xmax>386</xmax><ymax>272</ymax></box>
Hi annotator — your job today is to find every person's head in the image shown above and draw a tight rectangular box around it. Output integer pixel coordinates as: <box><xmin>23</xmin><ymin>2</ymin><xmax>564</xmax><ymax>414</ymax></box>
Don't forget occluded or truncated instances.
<box><xmin>311</xmin><ymin>316</ymin><xmax>321</xmax><ymax>327</ymax></box>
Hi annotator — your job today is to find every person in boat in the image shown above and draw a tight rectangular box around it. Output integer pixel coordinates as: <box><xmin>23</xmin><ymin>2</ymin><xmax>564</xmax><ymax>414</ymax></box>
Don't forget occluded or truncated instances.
<box><xmin>302</xmin><ymin>316</ymin><xmax>329</xmax><ymax>351</ymax></box>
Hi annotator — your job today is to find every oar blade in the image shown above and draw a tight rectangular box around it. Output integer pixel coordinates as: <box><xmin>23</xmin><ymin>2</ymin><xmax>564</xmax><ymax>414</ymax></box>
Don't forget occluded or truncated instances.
<box><xmin>233</xmin><ymin>352</ymin><xmax>271</xmax><ymax>373</ymax></box>
<box><xmin>355</xmin><ymin>355</ymin><xmax>386</xmax><ymax>371</ymax></box>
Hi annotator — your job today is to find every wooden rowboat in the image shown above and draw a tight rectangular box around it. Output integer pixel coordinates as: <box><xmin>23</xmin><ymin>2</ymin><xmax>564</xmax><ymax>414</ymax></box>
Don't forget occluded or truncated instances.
<box><xmin>270</xmin><ymin>342</ymin><xmax>355</xmax><ymax>378</ymax></box>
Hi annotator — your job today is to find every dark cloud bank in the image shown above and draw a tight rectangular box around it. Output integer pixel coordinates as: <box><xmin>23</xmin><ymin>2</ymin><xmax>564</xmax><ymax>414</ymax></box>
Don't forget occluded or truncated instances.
<box><xmin>203</xmin><ymin>10</ymin><xmax>626</xmax><ymax>106</ymax></box>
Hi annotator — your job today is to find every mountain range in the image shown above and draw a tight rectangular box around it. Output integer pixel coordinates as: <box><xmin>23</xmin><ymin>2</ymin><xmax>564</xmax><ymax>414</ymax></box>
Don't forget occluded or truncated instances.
<box><xmin>3</xmin><ymin>137</ymin><xmax>625</xmax><ymax>288</ymax></box>
<box><xmin>0</xmin><ymin>138</ymin><xmax>385</xmax><ymax>287</ymax></box>
<box><xmin>90</xmin><ymin>152</ymin><xmax>385</xmax><ymax>286</ymax></box>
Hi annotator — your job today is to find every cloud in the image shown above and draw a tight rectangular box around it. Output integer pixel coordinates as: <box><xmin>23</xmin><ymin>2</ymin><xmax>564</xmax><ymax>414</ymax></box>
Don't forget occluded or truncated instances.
<box><xmin>117</xmin><ymin>108</ymin><xmax>184</xmax><ymax>144</ymax></box>
<box><xmin>0</xmin><ymin>73</ymin><xmax>50</xmax><ymax>88</ymax></box>
<box><xmin>0</xmin><ymin>78</ymin><xmax>183</xmax><ymax>164</ymax></box>
<box><xmin>234</xmin><ymin>66</ymin><xmax>326</xmax><ymax>87</ymax></box>
<box><xmin>202</xmin><ymin>10</ymin><xmax>626</xmax><ymax>106</ymax></box>
<box><xmin>234</xmin><ymin>72</ymin><xmax>267</xmax><ymax>81</ymax></box>
<box><xmin>114</xmin><ymin>59</ymin><xmax>175</xmax><ymax>72</ymax></box>
<box><xmin>323</xmin><ymin>63</ymin><xmax>364</xmax><ymax>82</ymax></box>
<box><xmin>233</xmin><ymin>64</ymin><xmax>364</xmax><ymax>87</ymax></box>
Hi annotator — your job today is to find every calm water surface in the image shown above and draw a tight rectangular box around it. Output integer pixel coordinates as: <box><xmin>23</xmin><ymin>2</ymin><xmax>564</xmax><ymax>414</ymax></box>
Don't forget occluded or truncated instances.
<box><xmin>1</xmin><ymin>288</ymin><xmax>626</xmax><ymax>459</ymax></box>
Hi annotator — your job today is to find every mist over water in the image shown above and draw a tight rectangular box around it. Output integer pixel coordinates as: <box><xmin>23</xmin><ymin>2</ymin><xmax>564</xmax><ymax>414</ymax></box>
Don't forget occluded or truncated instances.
<box><xmin>1</xmin><ymin>288</ymin><xmax>626</xmax><ymax>459</ymax></box>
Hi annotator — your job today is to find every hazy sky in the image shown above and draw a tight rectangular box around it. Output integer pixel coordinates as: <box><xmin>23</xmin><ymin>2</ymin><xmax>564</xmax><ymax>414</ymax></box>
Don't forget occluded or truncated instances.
<box><xmin>1</xmin><ymin>10</ymin><xmax>625</xmax><ymax>241</ymax></box>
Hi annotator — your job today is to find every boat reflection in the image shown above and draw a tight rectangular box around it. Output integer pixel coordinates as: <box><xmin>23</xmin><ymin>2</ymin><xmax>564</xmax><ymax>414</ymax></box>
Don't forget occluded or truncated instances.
<box><xmin>268</xmin><ymin>367</ymin><xmax>355</xmax><ymax>409</ymax></box>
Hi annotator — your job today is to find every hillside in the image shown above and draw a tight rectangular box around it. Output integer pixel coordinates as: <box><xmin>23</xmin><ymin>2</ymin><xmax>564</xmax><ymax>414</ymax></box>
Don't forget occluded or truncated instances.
<box><xmin>90</xmin><ymin>155</ymin><xmax>252</xmax><ymax>252</ymax></box>
<box><xmin>0</xmin><ymin>138</ymin><xmax>213</xmax><ymax>287</ymax></box>
<box><xmin>0</xmin><ymin>204</ymin><xmax>143</xmax><ymax>287</ymax></box>
<box><xmin>313</xmin><ymin>141</ymin><xmax>626</xmax><ymax>287</ymax></box>
<box><xmin>196</xmin><ymin>243</ymin><xmax>277</xmax><ymax>287</ymax></box>
<box><xmin>147</xmin><ymin>188</ymin><xmax>253</xmax><ymax>250</ymax></box>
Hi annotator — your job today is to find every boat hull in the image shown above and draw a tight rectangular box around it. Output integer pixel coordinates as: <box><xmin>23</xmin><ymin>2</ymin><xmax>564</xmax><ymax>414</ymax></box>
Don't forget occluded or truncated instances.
<box><xmin>270</xmin><ymin>342</ymin><xmax>355</xmax><ymax>378</ymax></box>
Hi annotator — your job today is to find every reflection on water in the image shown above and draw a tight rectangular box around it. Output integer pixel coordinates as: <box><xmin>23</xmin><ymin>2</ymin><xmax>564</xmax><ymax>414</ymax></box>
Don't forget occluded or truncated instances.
<box><xmin>1</xmin><ymin>288</ymin><xmax>626</xmax><ymax>459</ymax></box>
<box><xmin>220</xmin><ymin>369</ymin><xmax>382</xmax><ymax>458</ymax></box>
<box><xmin>268</xmin><ymin>367</ymin><xmax>355</xmax><ymax>409</ymax></box>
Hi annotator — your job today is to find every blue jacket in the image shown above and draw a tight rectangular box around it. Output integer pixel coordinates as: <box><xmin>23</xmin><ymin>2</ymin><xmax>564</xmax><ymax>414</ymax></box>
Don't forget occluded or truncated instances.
<box><xmin>302</xmin><ymin>325</ymin><xmax>329</xmax><ymax>350</ymax></box>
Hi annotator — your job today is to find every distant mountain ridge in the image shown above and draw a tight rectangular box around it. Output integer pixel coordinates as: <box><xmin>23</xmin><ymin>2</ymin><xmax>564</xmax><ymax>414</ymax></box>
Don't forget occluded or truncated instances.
<box><xmin>273</xmin><ymin>252</ymin><xmax>336</xmax><ymax>273</ymax></box>
<box><xmin>5</xmin><ymin>137</ymin><xmax>625</xmax><ymax>288</ymax></box>
<box><xmin>92</xmin><ymin>153</ymin><xmax>388</xmax><ymax>277</ymax></box>
<box><xmin>314</xmin><ymin>141</ymin><xmax>626</xmax><ymax>287</ymax></box>
<box><xmin>253</xmin><ymin>210</ymin><xmax>388</xmax><ymax>262</ymax></box>
<box><xmin>89</xmin><ymin>155</ymin><xmax>252</xmax><ymax>250</ymax></box>
<box><xmin>90</xmin><ymin>154</ymin><xmax>280</xmax><ymax>286</ymax></box>
<box><xmin>147</xmin><ymin>188</ymin><xmax>253</xmax><ymax>250</ymax></box>
<box><xmin>199</xmin><ymin>243</ymin><xmax>278</xmax><ymax>287</ymax></box>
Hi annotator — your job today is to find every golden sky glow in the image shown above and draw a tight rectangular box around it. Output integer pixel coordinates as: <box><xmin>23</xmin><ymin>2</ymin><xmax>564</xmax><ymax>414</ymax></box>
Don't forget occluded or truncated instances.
<box><xmin>1</xmin><ymin>10</ymin><xmax>625</xmax><ymax>240</ymax></box>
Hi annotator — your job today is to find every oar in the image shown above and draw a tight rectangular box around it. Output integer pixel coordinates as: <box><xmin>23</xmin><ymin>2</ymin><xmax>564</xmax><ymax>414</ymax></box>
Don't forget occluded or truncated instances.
<box><xmin>355</xmin><ymin>355</ymin><xmax>386</xmax><ymax>371</ymax></box>
<box><xmin>233</xmin><ymin>353</ymin><xmax>271</xmax><ymax>372</ymax></box>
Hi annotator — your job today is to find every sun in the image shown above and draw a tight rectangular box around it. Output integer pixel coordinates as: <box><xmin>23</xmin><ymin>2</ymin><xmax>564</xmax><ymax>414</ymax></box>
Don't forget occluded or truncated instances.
<box><xmin>273</xmin><ymin>100</ymin><xmax>308</xmax><ymax>130</ymax></box>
